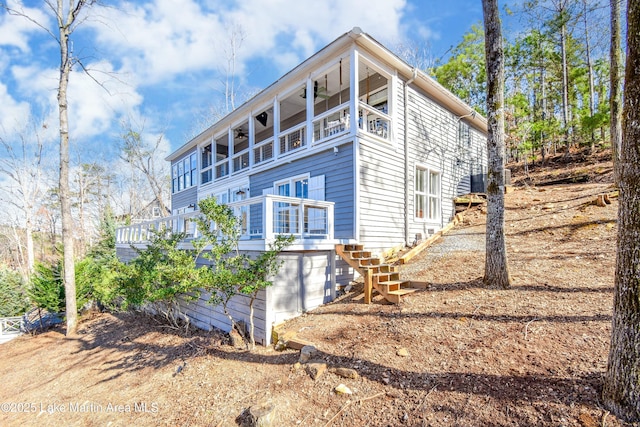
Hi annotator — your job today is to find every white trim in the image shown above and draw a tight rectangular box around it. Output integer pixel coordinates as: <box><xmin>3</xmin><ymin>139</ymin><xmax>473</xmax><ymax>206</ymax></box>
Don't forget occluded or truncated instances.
<box><xmin>273</xmin><ymin>173</ymin><xmax>311</xmax><ymax>197</ymax></box>
<box><xmin>414</xmin><ymin>164</ymin><xmax>441</xmax><ymax>223</ymax></box>
<box><xmin>350</xmin><ymin>48</ymin><xmax>359</xmax><ymax>139</ymax></box>
<box><xmin>353</xmin><ymin>140</ymin><xmax>360</xmax><ymax>242</ymax></box>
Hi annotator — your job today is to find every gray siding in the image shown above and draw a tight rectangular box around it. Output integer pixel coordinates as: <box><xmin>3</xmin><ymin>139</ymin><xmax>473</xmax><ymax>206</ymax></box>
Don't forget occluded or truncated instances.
<box><xmin>357</xmin><ymin>76</ymin><xmax>407</xmax><ymax>255</ymax></box>
<box><xmin>249</xmin><ymin>141</ymin><xmax>355</xmax><ymax>240</ymax></box>
<box><xmin>357</xmin><ymin>78</ymin><xmax>487</xmax><ymax>255</ymax></box>
<box><xmin>265</xmin><ymin>251</ymin><xmax>334</xmax><ymax>328</ymax></box>
<box><xmin>171</xmin><ymin>186</ymin><xmax>197</xmax><ymax>212</ymax></box>
<box><xmin>116</xmin><ymin>247</ymin><xmax>333</xmax><ymax>346</ymax></box>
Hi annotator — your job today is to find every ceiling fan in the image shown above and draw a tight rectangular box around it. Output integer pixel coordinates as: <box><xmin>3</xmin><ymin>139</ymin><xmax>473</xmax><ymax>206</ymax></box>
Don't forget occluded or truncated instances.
<box><xmin>235</xmin><ymin>128</ymin><xmax>247</xmax><ymax>139</ymax></box>
<box><xmin>301</xmin><ymin>80</ymin><xmax>330</xmax><ymax>100</ymax></box>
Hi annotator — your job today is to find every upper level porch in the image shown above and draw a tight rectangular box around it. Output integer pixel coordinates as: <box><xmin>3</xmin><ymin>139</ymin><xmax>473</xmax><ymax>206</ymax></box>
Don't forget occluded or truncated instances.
<box><xmin>170</xmin><ymin>51</ymin><xmax>394</xmax><ymax>199</ymax></box>
<box><xmin>116</xmin><ymin>194</ymin><xmax>338</xmax><ymax>251</ymax></box>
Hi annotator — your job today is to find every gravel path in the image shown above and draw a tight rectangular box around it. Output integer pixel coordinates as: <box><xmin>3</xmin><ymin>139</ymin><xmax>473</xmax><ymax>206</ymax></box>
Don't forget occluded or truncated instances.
<box><xmin>400</xmin><ymin>222</ymin><xmax>486</xmax><ymax>278</ymax></box>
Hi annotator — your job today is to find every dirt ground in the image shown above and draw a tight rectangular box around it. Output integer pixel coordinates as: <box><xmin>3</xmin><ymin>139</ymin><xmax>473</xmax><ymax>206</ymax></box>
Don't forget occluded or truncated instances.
<box><xmin>0</xmin><ymin>150</ymin><xmax>634</xmax><ymax>427</ymax></box>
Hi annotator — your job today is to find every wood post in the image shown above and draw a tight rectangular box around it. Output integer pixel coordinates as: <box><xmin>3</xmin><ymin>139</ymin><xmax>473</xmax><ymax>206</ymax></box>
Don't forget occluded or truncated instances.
<box><xmin>364</xmin><ymin>269</ymin><xmax>372</xmax><ymax>304</ymax></box>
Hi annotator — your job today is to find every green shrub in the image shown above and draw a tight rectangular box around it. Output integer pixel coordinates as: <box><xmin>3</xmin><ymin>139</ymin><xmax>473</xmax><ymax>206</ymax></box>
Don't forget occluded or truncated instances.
<box><xmin>0</xmin><ymin>267</ymin><xmax>29</xmax><ymax>317</ymax></box>
<box><xmin>116</xmin><ymin>229</ymin><xmax>202</xmax><ymax>325</ymax></box>
<box><xmin>28</xmin><ymin>262</ymin><xmax>65</xmax><ymax>313</ymax></box>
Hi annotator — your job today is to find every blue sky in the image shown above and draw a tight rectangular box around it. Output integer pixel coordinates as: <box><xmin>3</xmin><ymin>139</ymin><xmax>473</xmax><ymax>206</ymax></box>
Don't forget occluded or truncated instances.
<box><xmin>0</xmin><ymin>0</ymin><xmax>486</xmax><ymax>159</ymax></box>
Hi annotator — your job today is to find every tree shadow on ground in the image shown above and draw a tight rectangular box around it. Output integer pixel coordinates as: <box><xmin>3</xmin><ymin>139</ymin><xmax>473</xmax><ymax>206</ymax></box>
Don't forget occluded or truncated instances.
<box><xmin>66</xmin><ymin>312</ymin><xmax>230</xmax><ymax>386</ymax></box>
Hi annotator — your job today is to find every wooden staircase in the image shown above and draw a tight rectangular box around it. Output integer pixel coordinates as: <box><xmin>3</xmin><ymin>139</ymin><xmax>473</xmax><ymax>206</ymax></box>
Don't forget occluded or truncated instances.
<box><xmin>336</xmin><ymin>244</ymin><xmax>417</xmax><ymax>304</ymax></box>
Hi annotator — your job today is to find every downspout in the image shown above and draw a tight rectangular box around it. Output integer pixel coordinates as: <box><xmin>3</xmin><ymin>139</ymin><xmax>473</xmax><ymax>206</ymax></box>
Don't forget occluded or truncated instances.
<box><xmin>404</xmin><ymin>68</ymin><xmax>418</xmax><ymax>246</ymax></box>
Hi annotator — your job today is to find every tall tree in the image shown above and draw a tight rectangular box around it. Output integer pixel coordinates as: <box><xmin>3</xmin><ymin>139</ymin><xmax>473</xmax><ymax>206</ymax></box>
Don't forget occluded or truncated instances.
<box><xmin>482</xmin><ymin>0</ymin><xmax>511</xmax><ymax>289</ymax></box>
<box><xmin>602</xmin><ymin>0</ymin><xmax>640</xmax><ymax>420</ymax></box>
<box><xmin>582</xmin><ymin>0</ymin><xmax>597</xmax><ymax>150</ymax></box>
<box><xmin>610</xmin><ymin>0</ymin><xmax>623</xmax><ymax>184</ymax></box>
<box><xmin>2</xmin><ymin>0</ymin><xmax>97</xmax><ymax>335</ymax></box>
<box><xmin>0</xmin><ymin>125</ymin><xmax>48</xmax><ymax>278</ymax></box>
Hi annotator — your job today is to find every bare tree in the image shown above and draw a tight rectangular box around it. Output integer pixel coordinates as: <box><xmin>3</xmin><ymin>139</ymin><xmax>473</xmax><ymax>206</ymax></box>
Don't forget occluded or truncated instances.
<box><xmin>0</xmin><ymin>126</ymin><xmax>49</xmax><ymax>278</ymax></box>
<box><xmin>610</xmin><ymin>0</ymin><xmax>623</xmax><ymax>184</ymax></box>
<box><xmin>602</xmin><ymin>0</ymin><xmax>640</xmax><ymax>420</ymax></box>
<box><xmin>2</xmin><ymin>0</ymin><xmax>98</xmax><ymax>335</ymax></box>
<box><xmin>120</xmin><ymin>122</ymin><xmax>171</xmax><ymax>218</ymax></box>
<box><xmin>188</xmin><ymin>24</ymin><xmax>253</xmax><ymax>138</ymax></box>
<box><xmin>393</xmin><ymin>38</ymin><xmax>435</xmax><ymax>72</ymax></box>
<box><xmin>482</xmin><ymin>0</ymin><xmax>511</xmax><ymax>289</ymax></box>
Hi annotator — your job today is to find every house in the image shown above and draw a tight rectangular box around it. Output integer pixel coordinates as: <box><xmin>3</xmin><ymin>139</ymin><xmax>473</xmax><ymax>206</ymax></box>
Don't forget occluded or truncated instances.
<box><xmin>116</xmin><ymin>27</ymin><xmax>488</xmax><ymax>345</ymax></box>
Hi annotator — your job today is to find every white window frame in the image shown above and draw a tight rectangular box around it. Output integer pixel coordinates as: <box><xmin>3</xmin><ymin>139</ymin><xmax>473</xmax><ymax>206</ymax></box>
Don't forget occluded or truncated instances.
<box><xmin>415</xmin><ymin>166</ymin><xmax>441</xmax><ymax>222</ymax></box>
<box><xmin>273</xmin><ymin>173</ymin><xmax>311</xmax><ymax>198</ymax></box>
<box><xmin>200</xmin><ymin>142</ymin><xmax>214</xmax><ymax>185</ymax></box>
<box><xmin>172</xmin><ymin>152</ymin><xmax>198</xmax><ymax>194</ymax></box>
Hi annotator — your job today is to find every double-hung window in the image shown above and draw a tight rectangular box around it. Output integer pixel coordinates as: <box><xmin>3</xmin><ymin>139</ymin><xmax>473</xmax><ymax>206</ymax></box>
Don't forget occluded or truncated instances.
<box><xmin>415</xmin><ymin>167</ymin><xmax>440</xmax><ymax>221</ymax></box>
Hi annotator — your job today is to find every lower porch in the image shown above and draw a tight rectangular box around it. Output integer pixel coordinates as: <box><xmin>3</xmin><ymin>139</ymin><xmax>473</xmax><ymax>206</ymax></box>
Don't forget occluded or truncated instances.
<box><xmin>115</xmin><ymin>195</ymin><xmax>339</xmax><ymax>251</ymax></box>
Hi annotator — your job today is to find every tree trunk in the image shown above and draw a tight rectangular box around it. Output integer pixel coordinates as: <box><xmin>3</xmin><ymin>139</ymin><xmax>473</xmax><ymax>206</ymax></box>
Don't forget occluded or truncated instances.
<box><xmin>248</xmin><ymin>296</ymin><xmax>256</xmax><ymax>351</ymax></box>
<box><xmin>610</xmin><ymin>0</ymin><xmax>623</xmax><ymax>185</ymax></box>
<box><xmin>582</xmin><ymin>0</ymin><xmax>596</xmax><ymax>151</ymax></box>
<box><xmin>482</xmin><ymin>0</ymin><xmax>511</xmax><ymax>289</ymax></box>
<box><xmin>560</xmin><ymin>16</ymin><xmax>570</xmax><ymax>153</ymax></box>
<box><xmin>56</xmin><ymin>0</ymin><xmax>86</xmax><ymax>336</ymax></box>
<box><xmin>602</xmin><ymin>0</ymin><xmax>640</xmax><ymax>420</ymax></box>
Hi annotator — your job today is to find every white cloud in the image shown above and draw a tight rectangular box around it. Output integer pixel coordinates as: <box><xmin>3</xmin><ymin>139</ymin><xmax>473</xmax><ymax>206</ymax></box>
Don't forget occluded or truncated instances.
<box><xmin>86</xmin><ymin>0</ymin><xmax>228</xmax><ymax>85</ymax></box>
<box><xmin>10</xmin><ymin>59</ymin><xmax>144</xmax><ymax>141</ymax></box>
<box><xmin>227</xmin><ymin>0</ymin><xmax>407</xmax><ymax>72</ymax></box>
<box><xmin>0</xmin><ymin>0</ymin><xmax>52</xmax><ymax>52</ymax></box>
<box><xmin>1</xmin><ymin>0</ymin><xmax>413</xmax><ymax>156</ymax></box>
<box><xmin>0</xmin><ymin>82</ymin><xmax>31</xmax><ymax>133</ymax></box>
<box><xmin>84</xmin><ymin>0</ymin><xmax>407</xmax><ymax>86</ymax></box>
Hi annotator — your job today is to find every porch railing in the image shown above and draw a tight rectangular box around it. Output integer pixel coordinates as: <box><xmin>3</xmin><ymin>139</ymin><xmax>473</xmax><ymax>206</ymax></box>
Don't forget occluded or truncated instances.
<box><xmin>0</xmin><ymin>317</ymin><xmax>23</xmax><ymax>336</ymax></box>
<box><xmin>116</xmin><ymin>195</ymin><xmax>334</xmax><ymax>245</ymax></box>
<box><xmin>313</xmin><ymin>104</ymin><xmax>350</xmax><ymax>142</ymax></box>
<box><xmin>358</xmin><ymin>101</ymin><xmax>391</xmax><ymax>140</ymax></box>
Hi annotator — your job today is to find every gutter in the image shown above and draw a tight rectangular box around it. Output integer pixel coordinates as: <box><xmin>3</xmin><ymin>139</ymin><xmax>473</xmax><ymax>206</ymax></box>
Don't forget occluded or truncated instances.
<box><xmin>404</xmin><ymin>68</ymin><xmax>418</xmax><ymax>247</ymax></box>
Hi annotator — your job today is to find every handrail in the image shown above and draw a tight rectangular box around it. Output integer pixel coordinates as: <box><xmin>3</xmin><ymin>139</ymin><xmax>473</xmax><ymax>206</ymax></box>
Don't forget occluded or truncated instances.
<box><xmin>253</xmin><ymin>137</ymin><xmax>274</xmax><ymax>165</ymax></box>
<box><xmin>116</xmin><ymin>195</ymin><xmax>334</xmax><ymax>245</ymax></box>
<box><xmin>0</xmin><ymin>316</ymin><xmax>23</xmax><ymax>335</ymax></box>
<box><xmin>313</xmin><ymin>103</ymin><xmax>350</xmax><ymax>142</ymax></box>
<box><xmin>279</xmin><ymin>123</ymin><xmax>306</xmax><ymax>155</ymax></box>
<box><xmin>358</xmin><ymin>101</ymin><xmax>392</xmax><ymax>140</ymax></box>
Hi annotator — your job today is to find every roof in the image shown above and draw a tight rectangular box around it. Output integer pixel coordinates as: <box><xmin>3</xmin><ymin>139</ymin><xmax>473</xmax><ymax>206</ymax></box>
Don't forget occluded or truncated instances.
<box><xmin>167</xmin><ymin>27</ymin><xmax>487</xmax><ymax>162</ymax></box>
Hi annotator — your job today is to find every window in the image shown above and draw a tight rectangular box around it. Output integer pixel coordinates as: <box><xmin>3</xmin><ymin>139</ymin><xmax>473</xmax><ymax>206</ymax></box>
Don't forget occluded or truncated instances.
<box><xmin>458</xmin><ymin>121</ymin><xmax>471</xmax><ymax>147</ymax></box>
<box><xmin>415</xmin><ymin>167</ymin><xmax>440</xmax><ymax>221</ymax></box>
<box><xmin>172</xmin><ymin>152</ymin><xmax>198</xmax><ymax>193</ymax></box>
<box><xmin>201</xmin><ymin>144</ymin><xmax>213</xmax><ymax>184</ymax></box>
<box><xmin>273</xmin><ymin>175</ymin><xmax>309</xmax><ymax>234</ymax></box>
<box><xmin>275</xmin><ymin>175</ymin><xmax>309</xmax><ymax>198</ymax></box>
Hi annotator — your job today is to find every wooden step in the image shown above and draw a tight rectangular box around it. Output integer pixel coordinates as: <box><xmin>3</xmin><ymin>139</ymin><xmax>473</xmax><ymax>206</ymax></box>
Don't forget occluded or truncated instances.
<box><xmin>344</xmin><ymin>244</ymin><xmax>364</xmax><ymax>251</ymax></box>
<box><xmin>377</xmin><ymin>279</ymin><xmax>406</xmax><ymax>287</ymax></box>
<box><xmin>378</xmin><ymin>265</ymin><xmax>397</xmax><ymax>273</ymax></box>
<box><xmin>387</xmin><ymin>288</ymin><xmax>418</xmax><ymax>296</ymax></box>
<box><xmin>348</xmin><ymin>250</ymin><xmax>371</xmax><ymax>259</ymax></box>
<box><xmin>376</xmin><ymin>280</ymin><xmax>402</xmax><ymax>292</ymax></box>
<box><xmin>374</xmin><ymin>272</ymin><xmax>400</xmax><ymax>282</ymax></box>
<box><xmin>359</xmin><ymin>257</ymin><xmax>381</xmax><ymax>267</ymax></box>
